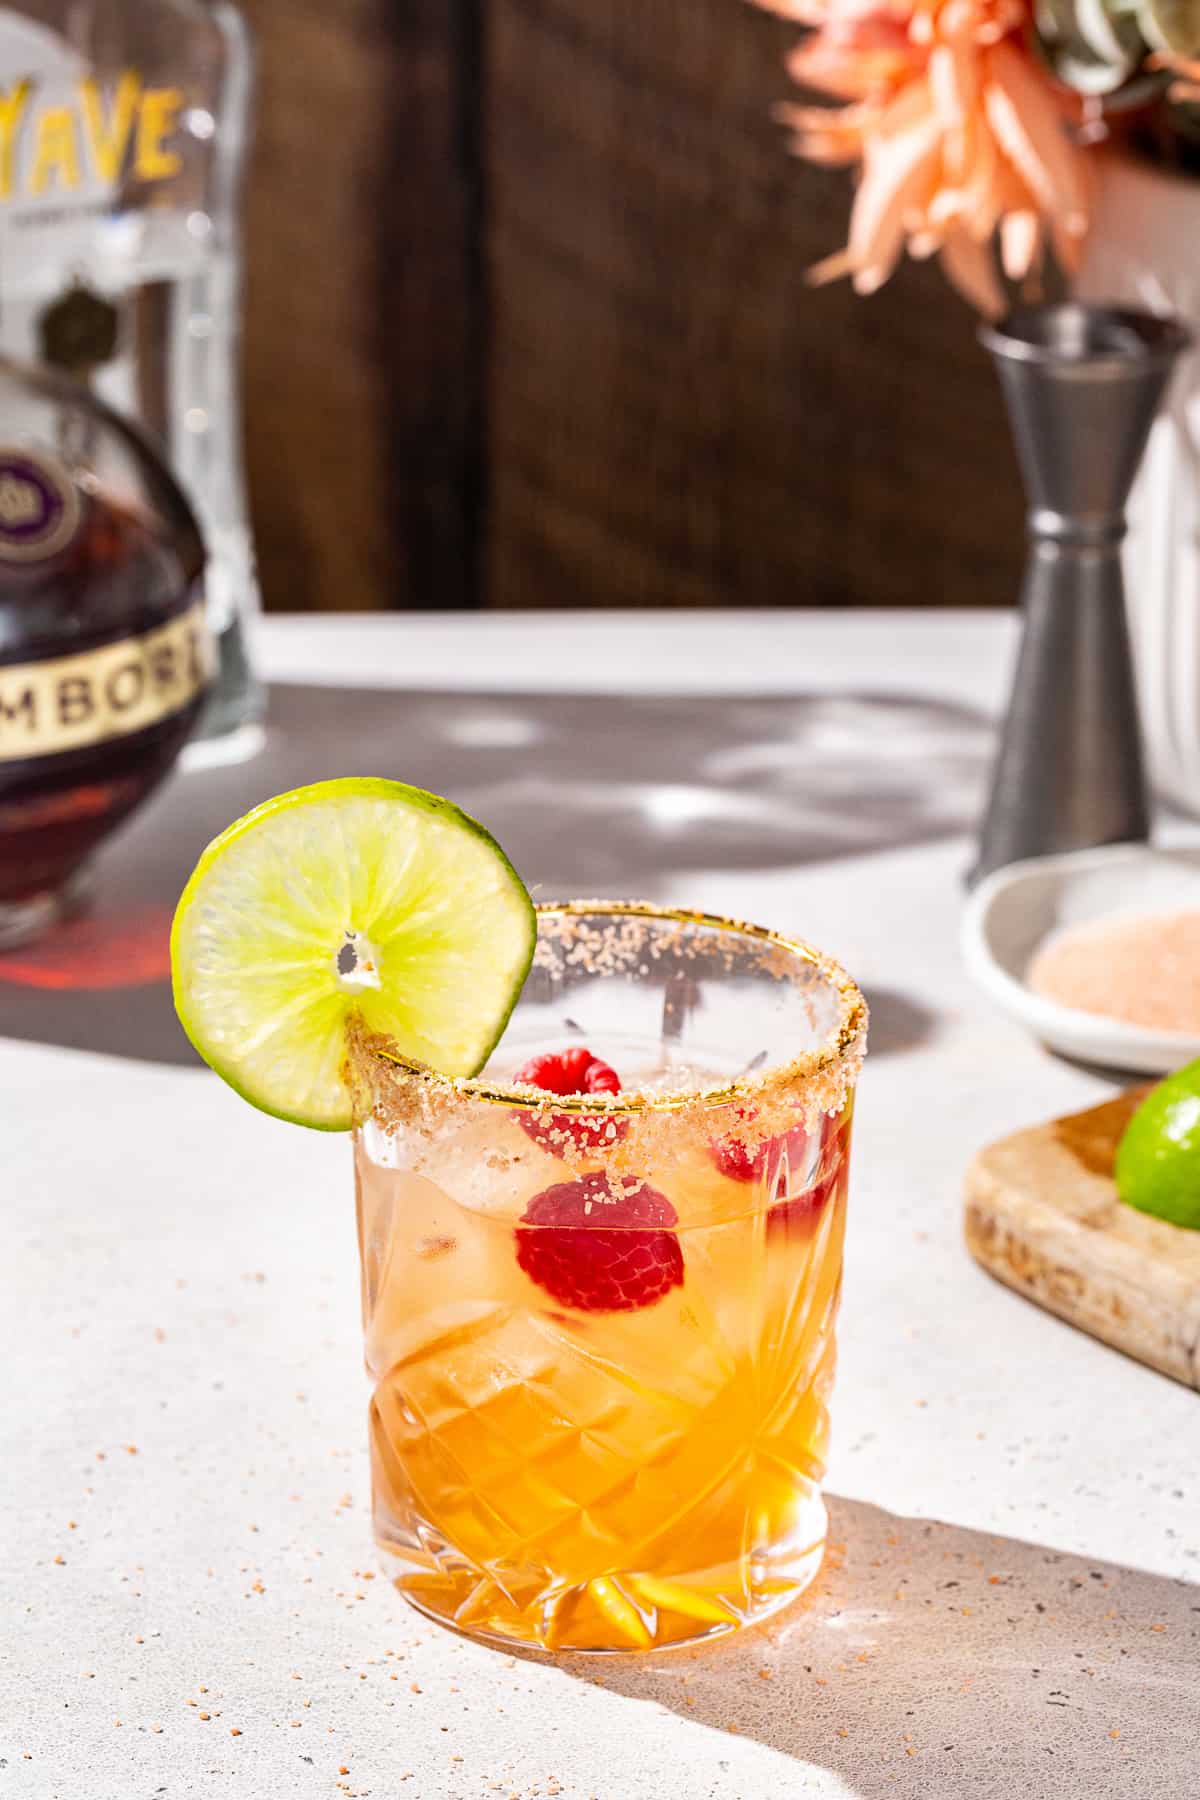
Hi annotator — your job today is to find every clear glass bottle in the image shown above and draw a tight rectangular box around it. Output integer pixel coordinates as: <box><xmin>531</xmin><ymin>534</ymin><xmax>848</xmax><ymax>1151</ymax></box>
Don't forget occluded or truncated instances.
<box><xmin>0</xmin><ymin>0</ymin><xmax>261</xmax><ymax>754</ymax></box>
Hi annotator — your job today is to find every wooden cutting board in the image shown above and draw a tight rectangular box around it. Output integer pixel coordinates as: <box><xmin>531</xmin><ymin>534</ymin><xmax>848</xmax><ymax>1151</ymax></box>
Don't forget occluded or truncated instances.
<box><xmin>964</xmin><ymin>1089</ymin><xmax>1200</xmax><ymax>1389</ymax></box>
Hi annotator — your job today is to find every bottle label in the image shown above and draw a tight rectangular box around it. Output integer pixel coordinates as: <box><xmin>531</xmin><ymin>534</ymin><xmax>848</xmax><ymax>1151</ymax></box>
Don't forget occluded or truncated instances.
<box><xmin>0</xmin><ymin>597</ymin><xmax>213</xmax><ymax>764</ymax></box>
<box><xmin>0</xmin><ymin>63</ymin><xmax>185</xmax><ymax>211</ymax></box>
<box><xmin>0</xmin><ymin>22</ymin><xmax>202</xmax><ymax>274</ymax></box>
<box><xmin>0</xmin><ymin>450</ymin><xmax>82</xmax><ymax>562</ymax></box>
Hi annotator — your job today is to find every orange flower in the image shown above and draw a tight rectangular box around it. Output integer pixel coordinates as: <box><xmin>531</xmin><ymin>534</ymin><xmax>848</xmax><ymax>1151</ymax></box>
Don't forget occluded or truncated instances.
<box><xmin>754</xmin><ymin>0</ymin><xmax>1091</xmax><ymax>311</ymax></box>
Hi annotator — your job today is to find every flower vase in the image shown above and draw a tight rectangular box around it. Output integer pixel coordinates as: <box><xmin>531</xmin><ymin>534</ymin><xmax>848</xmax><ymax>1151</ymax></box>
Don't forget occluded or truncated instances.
<box><xmin>1075</xmin><ymin>150</ymin><xmax>1200</xmax><ymax>815</ymax></box>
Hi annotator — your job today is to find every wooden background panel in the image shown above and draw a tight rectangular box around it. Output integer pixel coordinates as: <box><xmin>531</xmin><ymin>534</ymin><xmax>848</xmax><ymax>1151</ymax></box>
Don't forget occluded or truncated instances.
<box><xmin>485</xmin><ymin>0</ymin><xmax>1024</xmax><ymax>610</ymax></box>
<box><xmin>235</xmin><ymin>0</ymin><xmax>1023</xmax><ymax>611</ymax></box>
<box><xmin>238</xmin><ymin>0</ymin><xmax>475</xmax><ymax>613</ymax></box>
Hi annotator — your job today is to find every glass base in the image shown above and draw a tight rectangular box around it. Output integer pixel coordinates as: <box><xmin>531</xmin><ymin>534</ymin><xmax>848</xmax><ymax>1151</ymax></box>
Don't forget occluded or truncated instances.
<box><xmin>180</xmin><ymin>720</ymin><xmax>267</xmax><ymax>771</ymax></box>
<box><xmin>0</xmin><ymin>867</ymin><xmax>91</xmax><ymax>951</ymax></box>
<box><xmin>374</xmin><ymin>1497</ymin><xmax>828</xmax><ymax>1655</ymax></box>
<box><xmin>188</xmin><ymin>611</ymin><xmax>266</xmax><ymax>754</ymax></box>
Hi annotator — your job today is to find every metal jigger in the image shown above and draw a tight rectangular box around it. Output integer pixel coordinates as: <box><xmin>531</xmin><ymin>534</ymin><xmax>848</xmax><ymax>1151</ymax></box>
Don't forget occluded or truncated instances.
<box><xmin>970</xmin><ymin>303</ymin><xmax>1192</xmax><ymax>887</ymax></box>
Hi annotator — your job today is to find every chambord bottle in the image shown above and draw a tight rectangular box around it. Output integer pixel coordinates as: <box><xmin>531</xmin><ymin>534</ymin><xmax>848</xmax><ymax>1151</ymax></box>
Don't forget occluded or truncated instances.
<box><xmin>0</xmin><ymin>357</ymin><xmax>213</xmax><ymax>946</ymax></box>
<box><xmin>0</xmin><ymin>1</ymin><xmax>260</xmax><ymax>751</ymax></box>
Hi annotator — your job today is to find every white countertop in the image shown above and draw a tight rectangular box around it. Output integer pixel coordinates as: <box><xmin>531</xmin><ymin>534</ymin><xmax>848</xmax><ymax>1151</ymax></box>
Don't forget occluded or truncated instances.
<box><xmin>4</xmin><ymin>611</ymin><xmax>1197</xmax><ymax>1800</ymax></box>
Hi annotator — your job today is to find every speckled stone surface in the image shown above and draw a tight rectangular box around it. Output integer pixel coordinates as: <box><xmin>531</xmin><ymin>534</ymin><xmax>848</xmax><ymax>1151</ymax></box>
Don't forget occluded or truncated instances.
<box><xmin>3</xmin><ymin>613</ymin><xmax>1198</xmax><ymax>1800</ymax></box>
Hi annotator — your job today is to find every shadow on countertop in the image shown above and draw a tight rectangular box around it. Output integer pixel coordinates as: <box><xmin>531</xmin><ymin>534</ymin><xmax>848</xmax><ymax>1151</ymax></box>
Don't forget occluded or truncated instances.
<box><xmin>548</xmin><ymin>1494</ymin><xmax>1200</xmax><ymax>1800</ymax></box>
<box><xmin>0</xmin><ymin>682</ymin><xmax>981</xmax><ymax>1065</ymax></box>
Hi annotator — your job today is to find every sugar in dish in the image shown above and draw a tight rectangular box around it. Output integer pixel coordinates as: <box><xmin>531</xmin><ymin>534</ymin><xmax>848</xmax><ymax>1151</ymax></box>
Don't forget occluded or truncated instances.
<box><xmin>1028</xmin><ymin>910</ymin><xmax>1200</xmax><ymax>1034</ymax></box>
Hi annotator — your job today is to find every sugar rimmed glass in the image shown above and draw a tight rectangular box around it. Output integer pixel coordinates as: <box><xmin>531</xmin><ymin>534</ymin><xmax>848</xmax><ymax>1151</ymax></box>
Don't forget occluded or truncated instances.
<box><xmin>352</xmin><ymin>902</ymin><xmax>866</xmax><ymax>1653</ymax></box>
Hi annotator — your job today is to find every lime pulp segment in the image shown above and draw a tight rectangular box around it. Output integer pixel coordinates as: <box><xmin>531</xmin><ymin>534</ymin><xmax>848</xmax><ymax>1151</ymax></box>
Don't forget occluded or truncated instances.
<box><xmin>170</xmin><ymin>778</ymin><xmax>536</xmax><ymax>1130</ymax></box>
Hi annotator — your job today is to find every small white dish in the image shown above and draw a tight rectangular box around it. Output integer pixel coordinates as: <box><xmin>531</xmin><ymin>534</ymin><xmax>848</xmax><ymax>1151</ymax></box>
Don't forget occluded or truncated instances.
<box><xmin>961</xmin><ymin>843</ymin><xmax>1200</xmax><ymax>1074</ymax></box>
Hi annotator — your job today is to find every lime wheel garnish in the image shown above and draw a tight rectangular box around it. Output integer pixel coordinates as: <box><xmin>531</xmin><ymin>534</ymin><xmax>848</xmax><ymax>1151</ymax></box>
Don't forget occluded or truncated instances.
<box><xmin>170</xmin><ymin>777</ymin><xmax>535</xmax><ymax>1130</ymax></box>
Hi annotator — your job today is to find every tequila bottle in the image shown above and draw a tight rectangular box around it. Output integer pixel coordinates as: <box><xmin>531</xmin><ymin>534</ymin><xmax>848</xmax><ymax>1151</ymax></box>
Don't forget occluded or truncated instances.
<box><xmin>0</xmin><ymin>0</ymin><xmax>260</xmax><ymax>752</ymax></box>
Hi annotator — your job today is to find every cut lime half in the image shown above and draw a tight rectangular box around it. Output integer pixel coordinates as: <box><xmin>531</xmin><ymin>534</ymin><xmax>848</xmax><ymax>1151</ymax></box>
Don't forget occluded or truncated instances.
<box><xmin>171</xmin><ymin>778</ymin><xmax>536</xmax><ymax>1130</ymax></box>
<box><xmin>1115</xmin><ymin>1057</ymin><xmax>1200</xmax><ymax>1230</ymax></box>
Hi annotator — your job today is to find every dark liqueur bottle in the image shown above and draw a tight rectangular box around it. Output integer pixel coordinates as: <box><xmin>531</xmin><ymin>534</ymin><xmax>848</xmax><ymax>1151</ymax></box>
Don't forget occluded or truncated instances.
<box><xmin>0</xmin><ymin>355</ymin><xmax>212</xmax><ymax>946</ymax></box>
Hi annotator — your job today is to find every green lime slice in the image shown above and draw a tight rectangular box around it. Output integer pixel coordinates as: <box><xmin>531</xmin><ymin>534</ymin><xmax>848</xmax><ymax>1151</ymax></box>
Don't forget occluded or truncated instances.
<box><xmin>171</xmin><ymin>778</ymin><xmax>535</xmax><ymax>1131</ymax></box>
<box><xmin>1114</xmin><ymin>1058</ymin><xmax>1200</xmax><ymax>1229</ymax></box>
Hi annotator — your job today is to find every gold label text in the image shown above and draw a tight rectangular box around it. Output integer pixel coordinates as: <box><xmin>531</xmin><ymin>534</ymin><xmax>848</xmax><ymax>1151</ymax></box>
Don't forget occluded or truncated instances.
<box><xmin>0</xmin><ymin>599</ymin><xmax>213</xmax><ymax>762</ymax></box>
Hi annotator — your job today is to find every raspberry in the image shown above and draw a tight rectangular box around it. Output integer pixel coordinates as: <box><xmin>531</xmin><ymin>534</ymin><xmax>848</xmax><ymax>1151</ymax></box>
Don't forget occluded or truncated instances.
<box><xmin>516</xmin><ymin>1171</ymin><xmax>684</xmax><ymax>1313</ymax></box>
<box><xmin>515</xmin><ymin>1048</ymin><xmax>620</xmax><ymax>1097</ymax></box>
<box><xmin>709</xmin><ymin>1128</ymin><xmax>763</xmax><ymax>1184</ymax></box>
<box><xmin>709</xmin><ymin>1108</ymin><xmax>810</xmax><ymax>1188</ymax></box>
<box><xmin>514</xmin><ymin>1047</ymin><xmax>627</xmax><ymax>1155</ymax></box>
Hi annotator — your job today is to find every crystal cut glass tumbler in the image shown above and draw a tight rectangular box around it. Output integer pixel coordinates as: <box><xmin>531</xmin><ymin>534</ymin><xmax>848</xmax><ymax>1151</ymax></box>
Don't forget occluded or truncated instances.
<box><xmin>351</xmin><ymin>903</ymin><xmax>867</xmax><ymax>1653</ymax></box>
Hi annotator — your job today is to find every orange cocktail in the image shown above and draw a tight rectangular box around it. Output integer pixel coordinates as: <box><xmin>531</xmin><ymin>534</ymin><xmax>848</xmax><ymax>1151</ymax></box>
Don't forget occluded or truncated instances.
<box><xmin>353</xmin><ymin>904</ymin><xmax>865</xmax><ymax>1653</ymax></box>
